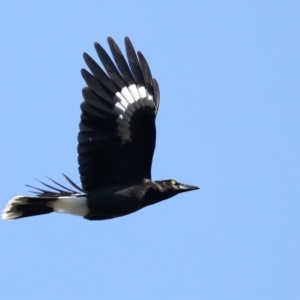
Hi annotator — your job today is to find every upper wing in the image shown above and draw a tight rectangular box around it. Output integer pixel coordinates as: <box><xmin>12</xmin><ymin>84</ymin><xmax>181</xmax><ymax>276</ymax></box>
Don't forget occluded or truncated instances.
<box><xmin>78</xmin><ymin>37</ymin><xmax>160</xmax><ymax>193</ymax></box>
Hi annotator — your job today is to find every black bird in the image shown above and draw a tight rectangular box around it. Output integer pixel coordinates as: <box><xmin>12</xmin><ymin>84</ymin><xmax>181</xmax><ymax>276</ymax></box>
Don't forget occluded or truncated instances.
<box><xmin>2</xmin><ymin>37</ymin><xmax>199</xmax><ymax>221</ymax></box>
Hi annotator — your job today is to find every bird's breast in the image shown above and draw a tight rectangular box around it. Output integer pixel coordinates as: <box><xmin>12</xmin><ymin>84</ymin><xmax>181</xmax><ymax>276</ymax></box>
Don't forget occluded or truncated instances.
<box><xmin>85</xmin><ymin>186</ymin><xmax>145</xmax><ymax>219</ymax></box>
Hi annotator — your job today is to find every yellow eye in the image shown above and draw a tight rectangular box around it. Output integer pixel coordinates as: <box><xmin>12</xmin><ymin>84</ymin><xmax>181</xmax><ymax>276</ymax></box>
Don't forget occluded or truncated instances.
<box><xmin>171</xmin><ymin>180</ymin><xmax>176</xmax><ymax>185</ymax></box>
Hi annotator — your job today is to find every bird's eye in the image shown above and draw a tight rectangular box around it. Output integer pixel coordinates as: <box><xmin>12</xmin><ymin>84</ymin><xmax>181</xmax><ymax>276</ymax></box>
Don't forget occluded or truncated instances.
<box><xmin>171</xmin><ymin>180</ymin><xmax>176</xmax><ymax>185</ymax></box>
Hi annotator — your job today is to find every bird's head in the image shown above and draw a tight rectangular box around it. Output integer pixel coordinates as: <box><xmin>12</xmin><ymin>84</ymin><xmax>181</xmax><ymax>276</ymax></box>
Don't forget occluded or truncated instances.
<box><xmin>153</xmin><ymin>179</ymin><xmax>199</xmax><ymax>201</ymax></box>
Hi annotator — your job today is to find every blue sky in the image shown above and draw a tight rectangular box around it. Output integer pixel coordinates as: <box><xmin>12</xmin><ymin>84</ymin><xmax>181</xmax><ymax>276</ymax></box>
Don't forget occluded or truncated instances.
<box><xmin>1</xmin><ymin>1</ymin><xmax>299</xmax><ymax>299</ymax></box>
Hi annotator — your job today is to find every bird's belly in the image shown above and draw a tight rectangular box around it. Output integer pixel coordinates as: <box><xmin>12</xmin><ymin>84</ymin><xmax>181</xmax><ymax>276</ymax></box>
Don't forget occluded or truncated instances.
<box><xmin>85</xmin><ymin>194</ymin><xmax>142</xmax><ymax>220</ymax></box>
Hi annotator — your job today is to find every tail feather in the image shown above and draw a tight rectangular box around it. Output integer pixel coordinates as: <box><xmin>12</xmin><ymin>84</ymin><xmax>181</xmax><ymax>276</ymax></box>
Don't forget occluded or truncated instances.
<box><xmin>2</xmin><ymin>195</ymin><xmax>89</xmax><ymax>220</ymax></box>
<box><xmin>1</xmin><ymin>196</ymin><xmax>55</xmax><ymax>220</ymax></box>
<box><xmin>2</xmin><ymin>175</ymin><xmax>86</xmax><ymax>220</ymax></box>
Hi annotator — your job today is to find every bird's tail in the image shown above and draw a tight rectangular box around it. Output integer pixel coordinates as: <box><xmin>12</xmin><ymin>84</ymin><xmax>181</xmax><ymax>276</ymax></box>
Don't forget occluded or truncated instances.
<box><xmin>1</xmin><ymin>196</ymin><xmax>57</xmax><ymax>220</ymax></box>
<box><xmin>2</xmin><ymin>195</ymin><xmax>88</xmax><ymax>220</ymax></box>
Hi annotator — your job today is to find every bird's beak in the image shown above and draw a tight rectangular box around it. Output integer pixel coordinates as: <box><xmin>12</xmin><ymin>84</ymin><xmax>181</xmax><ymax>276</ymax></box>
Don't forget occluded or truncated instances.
<box><xmin>178</xmin><ymin>183</ymin><xmax>200</xmax><ymax>192</ymax></box>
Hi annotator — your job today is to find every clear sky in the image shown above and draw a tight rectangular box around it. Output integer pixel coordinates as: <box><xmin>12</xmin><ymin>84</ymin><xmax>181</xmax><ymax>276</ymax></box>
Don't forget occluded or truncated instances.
<box><xmin>1</xmin><ymin>1</ymin><xmax>299</xmax><ymax>299</ymax></box>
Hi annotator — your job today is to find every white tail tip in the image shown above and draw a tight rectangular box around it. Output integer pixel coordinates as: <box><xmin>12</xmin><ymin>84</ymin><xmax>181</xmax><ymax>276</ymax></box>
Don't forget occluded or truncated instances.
<box><xmin>1</xmin><ymin>196</ymin><xmax>28</xmax><ymax>221</ymax></box>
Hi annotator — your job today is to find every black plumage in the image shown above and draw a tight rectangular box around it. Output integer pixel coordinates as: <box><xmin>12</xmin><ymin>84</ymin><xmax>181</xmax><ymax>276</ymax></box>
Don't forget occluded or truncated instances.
<box><xmin>2</xmin><ymin>37</ymin><xmax>199</xmax><ymax>221</ymax></box>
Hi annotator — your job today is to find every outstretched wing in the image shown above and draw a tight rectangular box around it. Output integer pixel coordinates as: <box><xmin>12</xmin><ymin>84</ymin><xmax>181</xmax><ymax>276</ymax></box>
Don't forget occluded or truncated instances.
<box><xmin>26</xmin><ymin>174</ymin><xmax>84</xmax><ymax>197</ymax></box>
<box><xmin>78</xmin><ymin>37</ymin><xmax>160</xmax><ymax>193</ymax></box>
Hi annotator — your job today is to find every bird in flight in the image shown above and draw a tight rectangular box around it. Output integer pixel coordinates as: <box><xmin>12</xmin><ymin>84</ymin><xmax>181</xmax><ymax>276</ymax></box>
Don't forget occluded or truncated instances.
<box><xmin>2</xmin><ymin>37</ymin><xmax>199</xmax><ymax>221</ymax></box>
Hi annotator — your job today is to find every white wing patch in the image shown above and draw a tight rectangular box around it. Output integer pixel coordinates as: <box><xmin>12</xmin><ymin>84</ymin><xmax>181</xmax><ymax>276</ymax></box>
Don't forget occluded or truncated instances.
<box><xmin>113</xmin><ymin>84</ymin><xmax>155</xmax><ymax>143</ymax></box>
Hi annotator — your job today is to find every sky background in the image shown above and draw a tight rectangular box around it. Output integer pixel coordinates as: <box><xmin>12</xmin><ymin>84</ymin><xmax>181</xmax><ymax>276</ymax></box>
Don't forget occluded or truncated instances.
<box><xmin>1</xmin><ymin>1</ymin><xmax>299</xmax><ymax>299</ymax></box>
